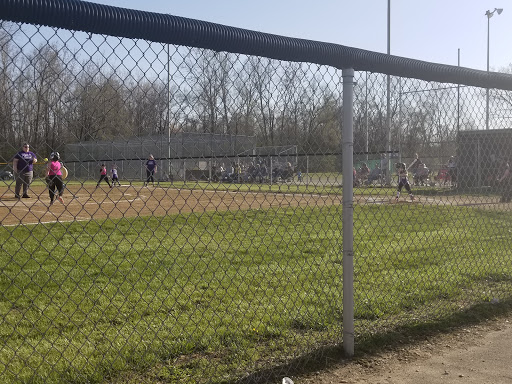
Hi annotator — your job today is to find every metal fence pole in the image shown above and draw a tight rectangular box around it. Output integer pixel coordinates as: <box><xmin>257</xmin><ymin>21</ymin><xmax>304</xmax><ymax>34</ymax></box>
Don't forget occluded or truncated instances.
<box><xmin>270</xmin><ymin>156</ymin><xmax>273</xmax><ymax>185</ymax></box>
<box><xmin>342</xmin><ymin>67</ymin><xmax>355</xmax><ymax>357</ymax></box>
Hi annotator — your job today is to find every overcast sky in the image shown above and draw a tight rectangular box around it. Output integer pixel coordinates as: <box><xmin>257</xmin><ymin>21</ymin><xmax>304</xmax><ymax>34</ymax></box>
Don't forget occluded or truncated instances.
<box><xmin>89</xmin><ymin>0</ymin><xmax>511</xmax><ymax>72</ymax></box>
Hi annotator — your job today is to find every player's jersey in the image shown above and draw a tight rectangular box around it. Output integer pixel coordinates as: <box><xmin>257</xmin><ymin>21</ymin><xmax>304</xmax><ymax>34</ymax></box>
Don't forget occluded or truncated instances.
<box><xmin>146</xmin><ymin>159</ymin><xmax>157</xmax><ymax>171</ymax></box>
<box><xmin>48</xmin><ymin>161</ymin><xmax>62</xmax><ymax>176</ymax></box>
<box><xmin>15</xmin><ymin>151</ymin><xmax>37</xmax><ymax>172</ymax></box>
<box><xmin>397</xmin><ymin>168</ymin><xmax>409</xmax><ymax>184</ymax></box>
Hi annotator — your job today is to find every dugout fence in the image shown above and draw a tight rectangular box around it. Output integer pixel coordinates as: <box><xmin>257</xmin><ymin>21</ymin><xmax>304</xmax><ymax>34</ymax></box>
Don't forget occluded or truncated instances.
<box><xmin>1</xmin><ymin>1</ymin><xmax>512</xmax><ymax>383</ymax></box>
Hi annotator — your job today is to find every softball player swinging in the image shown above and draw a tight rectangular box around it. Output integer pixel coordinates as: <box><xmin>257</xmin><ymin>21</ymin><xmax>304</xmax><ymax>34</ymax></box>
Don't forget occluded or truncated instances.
<box><xmin>395</xmin><ymin>162</ymin><xmax>414</xmax><ymax>202</ymax></box>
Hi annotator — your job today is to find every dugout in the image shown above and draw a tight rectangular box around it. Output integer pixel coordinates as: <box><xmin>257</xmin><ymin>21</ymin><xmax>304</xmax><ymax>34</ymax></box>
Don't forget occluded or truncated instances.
<box><xmin>457</xmin><ymin>129</ymin><xmax>512</xmax><ymax>190</ymax></box>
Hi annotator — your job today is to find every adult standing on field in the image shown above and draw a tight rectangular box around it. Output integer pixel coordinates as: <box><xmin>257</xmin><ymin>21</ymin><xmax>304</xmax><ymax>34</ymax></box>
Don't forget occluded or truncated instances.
<box><xmin>46</xmin><ymin>151</ymin><xmax>65</xmax><ymax>205</ymax></box>
<box><xmin>144</xmin><ymin>154</ymin><xmax>157</xmax><ymax>187</ymax></box>
<box><xmin>12</xmin><ymin>142</ymin><xmax>37</xmax><ymax>199</ymax></box>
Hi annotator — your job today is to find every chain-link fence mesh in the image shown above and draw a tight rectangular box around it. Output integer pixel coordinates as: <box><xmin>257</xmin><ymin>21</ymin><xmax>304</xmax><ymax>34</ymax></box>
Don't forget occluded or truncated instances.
<box><xmin>1</xmin><ymin>2</ymin><xmax>512</xmax><ymax>383</ymax></box>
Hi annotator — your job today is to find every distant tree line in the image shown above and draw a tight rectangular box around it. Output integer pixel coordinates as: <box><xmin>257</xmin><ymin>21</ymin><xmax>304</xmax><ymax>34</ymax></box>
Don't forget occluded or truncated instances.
<box><xmin>1</xmin><ymin>22</ymin><xmax>499</xmax><ymax>166</ymax></box>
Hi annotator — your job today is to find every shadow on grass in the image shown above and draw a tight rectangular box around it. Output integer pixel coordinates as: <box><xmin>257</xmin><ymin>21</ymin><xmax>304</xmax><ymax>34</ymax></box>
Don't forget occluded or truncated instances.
<box><xmin>232</xmin><ymin>299</ymin><xmax>512</xmax><ymax>384</ymax></box>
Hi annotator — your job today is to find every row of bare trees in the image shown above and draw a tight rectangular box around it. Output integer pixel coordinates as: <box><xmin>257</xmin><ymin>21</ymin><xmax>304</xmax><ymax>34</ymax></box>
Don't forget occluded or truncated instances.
<box><xmin>0</xmin><ymin>22</ymin><xmax>497</xmax><ymax>163</ymax></box>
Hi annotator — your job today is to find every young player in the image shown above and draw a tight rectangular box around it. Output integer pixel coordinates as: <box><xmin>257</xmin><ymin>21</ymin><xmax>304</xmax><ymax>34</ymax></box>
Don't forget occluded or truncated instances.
<box><xmin>111</xmin><ymin>164</ymin><xmax>121</xmax><ymax>186</ymax></box>
<box><xmin>144</xmin><ymin>154</ymin><xmax>157</xmax><ymax>187</ymax></box>
<box><xmin>395</xmin><ymin>162</ymin><xmax>414</xmax><ymax>202</ymax></box>
<box><xmin>96</xmin><ymin>163</ymin><xmax>112</xmax><ymax>188</ymax></box>
<box><xmin>46</xmin><ymin>151</ymin><xmax>64</xmax><ymax>205</ymax></box>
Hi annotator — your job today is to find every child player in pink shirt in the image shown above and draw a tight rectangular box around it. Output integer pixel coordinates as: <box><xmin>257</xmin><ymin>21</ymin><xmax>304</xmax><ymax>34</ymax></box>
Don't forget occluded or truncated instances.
<box><xmin>96</xmin><ymin>163</ymin><xmax>112</xmax><ymax>188</ymax></box>
<box><xmin>46</xmin><ymin>152</ymin><xmax>64</xmax><ymax>205</ymax></box>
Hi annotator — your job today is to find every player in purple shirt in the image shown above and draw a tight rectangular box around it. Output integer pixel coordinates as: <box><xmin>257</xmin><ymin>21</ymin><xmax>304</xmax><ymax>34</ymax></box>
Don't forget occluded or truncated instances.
<box><xmin>395</xmin><ymin>162</ymin><xmax>414</xmax><ymax>202</ymax></box>
<box><xmin>144</xmin><ymin>154</ymin><xmax>157</xmax><ymax>187</ymax></box>
<box><xmin>12</xmin><ymin>142</ymin><xmax>37</xmax><ymax>199</ymax></box>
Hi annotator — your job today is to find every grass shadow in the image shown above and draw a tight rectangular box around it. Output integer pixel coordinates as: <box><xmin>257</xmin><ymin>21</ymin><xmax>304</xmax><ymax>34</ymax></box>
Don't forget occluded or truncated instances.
<box><xmin>232</xmin><ymin>299</ymin><xmax>512</xmax><ymax>384</ymax></box>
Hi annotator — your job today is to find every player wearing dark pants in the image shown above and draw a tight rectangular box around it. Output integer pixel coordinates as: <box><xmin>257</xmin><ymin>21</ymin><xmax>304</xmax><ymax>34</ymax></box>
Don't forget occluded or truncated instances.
<box><xmin>111</xmin><ymin>165</ymin><xmax>121</xmax><ymax>186</ymax></box>
<box><xmin>97</xmin><ymin>163</ymin><xmax>112</xmax><ymax>188</ymax></box>
<box><xmin>48</xmin><ymin>175</ymin><xmax>64</xmax><ymax>204</ymax></box>
<box><xmin>395</xmin><ymin>162</ymin><xmax>414</xmax><ymax>202</ymax></box>
<box><xmin>46</xmin><ymin>152</ymin><xmax>64</xmax><ymax>205</ymax></box>
<box><xmin>144</xmin><ymin>154</ymin><xmax>157</xmax><ymax>187</ymax></box>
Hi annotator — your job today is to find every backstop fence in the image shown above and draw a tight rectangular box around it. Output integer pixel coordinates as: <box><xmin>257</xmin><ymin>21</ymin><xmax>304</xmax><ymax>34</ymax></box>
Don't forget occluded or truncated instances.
<box><xmin>1</xmin><ymin>1</ymin><xmax>512</xmax><ymax>383</ymax></box>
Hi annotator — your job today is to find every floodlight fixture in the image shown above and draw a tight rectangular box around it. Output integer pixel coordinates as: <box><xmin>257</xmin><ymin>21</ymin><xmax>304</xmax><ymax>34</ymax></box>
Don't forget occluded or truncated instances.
<box><xmin>485</xmin><ymin>7</ymin><xmax>504</xmax><ymax>129</ymax></box>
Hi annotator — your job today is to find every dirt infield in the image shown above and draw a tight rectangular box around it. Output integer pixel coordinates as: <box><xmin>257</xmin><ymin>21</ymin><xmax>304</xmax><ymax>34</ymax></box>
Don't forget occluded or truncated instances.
<box><xmin>0</xmin><ymin>183</ymin><xmax>506</xmax><ymax>227</ymax></box>
<box><xmin>0</xmin><ymin>184</ymin><xmax>343</xmax><ymax>226</ymax></box>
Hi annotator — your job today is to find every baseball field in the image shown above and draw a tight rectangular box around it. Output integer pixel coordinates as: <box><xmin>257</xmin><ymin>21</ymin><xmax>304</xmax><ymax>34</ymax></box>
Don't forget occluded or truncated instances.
<box><xmin>1</xmin><ymin>180</ymin><xmax>511</xmax><ymax>383</ymax></box>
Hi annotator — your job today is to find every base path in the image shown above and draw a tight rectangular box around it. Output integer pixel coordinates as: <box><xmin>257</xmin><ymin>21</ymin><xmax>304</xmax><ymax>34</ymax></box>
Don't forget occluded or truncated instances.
<box><xmin>0</xmin><ymin>184</ymin><xmax>342</xmax><ymax>226</ymax></box>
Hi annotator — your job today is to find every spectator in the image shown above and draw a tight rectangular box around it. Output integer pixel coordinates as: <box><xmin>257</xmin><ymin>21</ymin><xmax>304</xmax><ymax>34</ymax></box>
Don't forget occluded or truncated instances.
<box><xmin>498</xmin><ymin>160</ymin><xmax>511</xmax><ymax>203</ymax></box>
<box><xmin>447</xmin><ymin>156</ymin><xmax>457</xmax><ymax>187</ymax></box>
<box><xmin>367</xmin><ymin>164</ymin><xmax>381</xmax><ymax>185</ymax></box>
<box><xmin>247</xmin><ymin>162</ymin><xmax>256</xmax><ymax>182</ymax></box>
<box><xmin>359</xmin><ymin>163</ymin><xmax>370</xmax><ymax>184</ymax></box>
<box><xmin>259</xmin><ymin>163</ymin><xmax>267</xmax><ymax>183</ymax></box>
<box><xmin>360</xmin><ymin>163</ymin><xmax>370</xmax><ymax>177</ymax></box>
<box><xmin>380</xmin><ymin>153</ymin><xmax>389</xmax><ymax>180</ymax></box>
<box><xmin>211</xmin><ymin>164</ymin><xmax>219</xmax><ymax>182</ymax></box>
<box><xmin>414</xmin><ymin>162</ymin><xmax>430</xmax><ymax>186</ymax></box>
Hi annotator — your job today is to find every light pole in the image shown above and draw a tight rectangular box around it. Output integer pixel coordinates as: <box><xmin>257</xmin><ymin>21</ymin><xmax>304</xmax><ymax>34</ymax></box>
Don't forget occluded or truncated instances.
<box><xmin>385</xmin><ymin>0</ymin><xmax>392</xmax><ymax>184</ymax></box>
<box><xmin>167</xmin><ymin>44</ymin><xmax>172</xmax><ymax>181</ymax></box>
<box><xmin>485</xmin><ymin>7</ymin><xmax>503</xmax><ymax>130</ymax></box>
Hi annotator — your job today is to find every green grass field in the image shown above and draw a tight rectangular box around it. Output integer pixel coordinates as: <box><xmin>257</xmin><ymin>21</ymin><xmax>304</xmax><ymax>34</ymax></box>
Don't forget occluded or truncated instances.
<box><xmin>1</xmin><ymin>201</ymin><xmax>512</xmax><ymax>383</ymax></box>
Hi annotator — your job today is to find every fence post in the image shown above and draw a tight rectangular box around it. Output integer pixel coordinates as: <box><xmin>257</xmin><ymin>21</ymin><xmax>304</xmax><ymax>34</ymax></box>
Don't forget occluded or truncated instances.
<box><xmin>270</xmin><ymin>156</ymin><xmax>273</xmax><ymax>185</ymax></box>
<box><xmin>306</xmin><ymin>155</ymin><xmax>309</xmax><ymax>185</ymax></box>
<box><xmin>342</xmin><ymin>67</ymin><xmax>355</xmax><ymax>357</ymax></box>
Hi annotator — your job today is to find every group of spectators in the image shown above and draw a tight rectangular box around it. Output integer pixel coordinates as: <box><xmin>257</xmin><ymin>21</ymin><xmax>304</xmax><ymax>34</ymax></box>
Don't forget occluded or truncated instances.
<box><xmin>212</xmin><ymin>161</ymin><xmax>298</xmax><ymax>183</ymax></box>
<box><xmin>408</xmin><ymin>154</ymin><xmax>431</xmax><ymax>186</ymax></box>
<box><xmin>353</xmin><ymin>163</ymin><xmax>382</xmax><ymax>186</ymax></box>
<box><xmin>353</xmin><ymin>154</ymin><xmax>459</xmax><ymax>188</ymax></box>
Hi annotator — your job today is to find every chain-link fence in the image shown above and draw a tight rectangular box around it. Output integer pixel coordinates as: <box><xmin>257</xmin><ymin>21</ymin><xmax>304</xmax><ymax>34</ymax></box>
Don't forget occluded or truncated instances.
<box><xmin>1</xmin><ymin>1</ymin><xmax>512</xmax><ymax>383</ymax></box>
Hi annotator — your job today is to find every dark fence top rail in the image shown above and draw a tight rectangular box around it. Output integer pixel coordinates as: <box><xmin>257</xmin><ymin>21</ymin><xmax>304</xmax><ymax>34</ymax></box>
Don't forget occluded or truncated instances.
<box><xmin>2</xmin><ymin>0</ymin><xmax>512</xmax><ymax>90</ymax></box>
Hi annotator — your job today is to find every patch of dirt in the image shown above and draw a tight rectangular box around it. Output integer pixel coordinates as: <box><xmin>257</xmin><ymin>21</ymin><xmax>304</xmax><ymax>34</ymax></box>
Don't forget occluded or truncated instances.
<box><xmin>0</xmin><ymin>184</ymin><xmax>342</xmax><ymax>226</ymax></box>
<box><xmin>298</xmin><ymin>312</ymin><xmax>512</xmax><ymax>384</ymax></box>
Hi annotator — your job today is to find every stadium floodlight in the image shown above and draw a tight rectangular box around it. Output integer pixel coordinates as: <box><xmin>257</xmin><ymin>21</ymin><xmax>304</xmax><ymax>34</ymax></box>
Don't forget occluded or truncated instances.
<box><xmin>485</xmin><ymin>7</ymin><xmax>503</xmax><ymax>130</ymax></box>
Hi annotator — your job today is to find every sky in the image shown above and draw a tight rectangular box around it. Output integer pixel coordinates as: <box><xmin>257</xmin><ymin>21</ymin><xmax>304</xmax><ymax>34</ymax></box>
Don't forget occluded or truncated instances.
<box><xmin>89</xmin><ymin>0</ymin><xmax>511</xmax><ymax>73</ymax></box>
